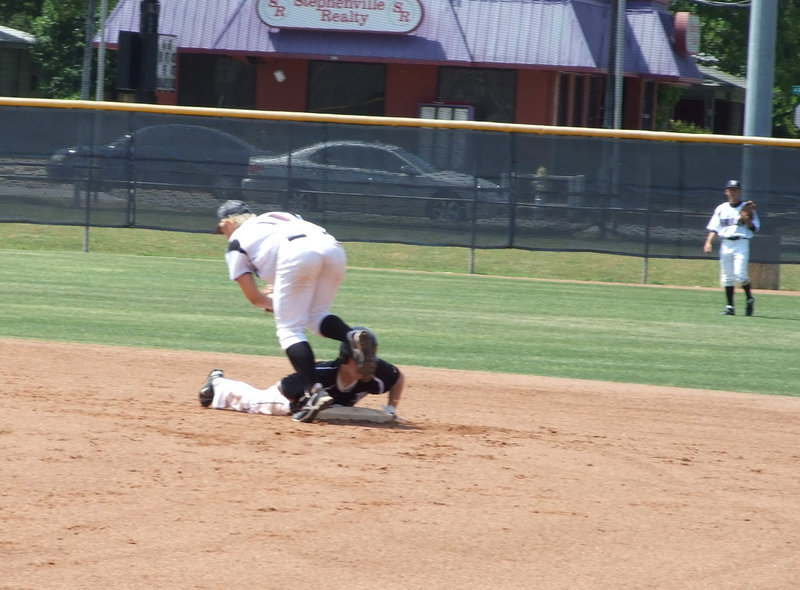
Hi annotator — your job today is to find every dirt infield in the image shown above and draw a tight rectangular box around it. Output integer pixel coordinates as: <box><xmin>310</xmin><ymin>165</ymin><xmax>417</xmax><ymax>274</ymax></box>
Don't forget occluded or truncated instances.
<box><xmin>3</xmin><ymin>338</ymin><xmax>799</xmax><ymax>590</ymax></box>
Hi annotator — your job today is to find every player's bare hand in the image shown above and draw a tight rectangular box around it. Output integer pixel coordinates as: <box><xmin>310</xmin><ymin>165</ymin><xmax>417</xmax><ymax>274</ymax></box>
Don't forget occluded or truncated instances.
<box><xmin>383</xmin><ymin>404</ymin><xmax>403</xmax><ymax>423</ymax></box>
<box><xmin>262</xmin><ymin>284</ymin><xmax>274</xmax><ymax>312</ymax></box>
<box><xmin>703</xmin><ymin>243</ymin><xmax>712</xmax><ymax>254</ymax></box>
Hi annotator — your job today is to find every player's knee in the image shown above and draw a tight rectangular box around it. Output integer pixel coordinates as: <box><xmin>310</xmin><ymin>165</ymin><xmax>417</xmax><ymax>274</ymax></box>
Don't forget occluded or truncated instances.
<box><xmin>308</xmin><ymin>313</ymin><xmax>331</xmax><ymax>336</ymax></box>
<box><xmin>276</xmin><ymin>327</ymin><xmax>307</xmax><ymax>350</ymax></box>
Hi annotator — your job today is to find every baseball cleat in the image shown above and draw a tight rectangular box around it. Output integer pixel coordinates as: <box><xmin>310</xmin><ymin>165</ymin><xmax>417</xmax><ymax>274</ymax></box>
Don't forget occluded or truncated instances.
<box><xmin>347</xmin><ymin>328</ymin><xmax>378</xmax><ymax>379</ymax></box>
<box><xmin>720</xmin><ymin>305</ymin><xmax>735</xmax><ymax>316</ymax></box>
<box><xmin>199</xmin><ymin>368</ymin><xmax>224</xmax><ymax>407</ymax></box>
<box><xmin>746</xmin><ymin>297</ymin><xmax>754</xmax><ymax>316</ymax></box>
<box><xmin>292</xmin><ymin>385</ymin><xmax>334</xmax><ymax>423</ymax></box>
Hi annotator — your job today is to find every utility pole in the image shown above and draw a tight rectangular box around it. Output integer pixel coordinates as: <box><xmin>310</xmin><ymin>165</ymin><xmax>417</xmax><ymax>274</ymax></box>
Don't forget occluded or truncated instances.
<box><xmin>80</xmin><ymin>0</ymin><xmax>97</xmax><ymax>100</ymax></box>
<box><xmin>743</xmin><ymin>0</ymin><xmax>778</xmax><ymax>137</ymax></box>
<box><xmin>741</xmin><ymin>0</ymin><xmax>778</xmax><ymax>209</ymax></box>
<box><xmin>603</xmin><ymin>0</ymin><xmax>626</xmax><ymax>129</ymax></box>
<box><xmin>95</xmin><ymin>0</ymin><xmax>109</xmax><ymax>101</ymax></box>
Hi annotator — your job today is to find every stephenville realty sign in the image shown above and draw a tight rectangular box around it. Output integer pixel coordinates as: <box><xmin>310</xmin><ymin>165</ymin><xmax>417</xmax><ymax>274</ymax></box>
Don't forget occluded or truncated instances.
<box><xmin>256</xmin><ymin>0</ymin><xmax>424</xmax><ymax>33</ymax></box>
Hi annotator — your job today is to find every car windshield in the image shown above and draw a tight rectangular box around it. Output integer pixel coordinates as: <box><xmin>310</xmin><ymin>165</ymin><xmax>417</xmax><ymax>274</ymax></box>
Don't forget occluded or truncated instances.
<box><xmin>393</xmin><ymin>149</ymin><xmax>438</xmax><ymax>174</ymax></box>
<box><xmin>108</xmin><ymin>136</ymin><xmax>131</xmax><ymax>149</ymax></box>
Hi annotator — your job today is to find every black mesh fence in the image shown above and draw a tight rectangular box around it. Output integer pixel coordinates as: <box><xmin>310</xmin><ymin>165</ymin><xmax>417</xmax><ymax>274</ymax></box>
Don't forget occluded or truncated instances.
<box><xmin>1</xmin><ymin>100</ymin><xmax>798</xmax><ymax>265</ymax></box>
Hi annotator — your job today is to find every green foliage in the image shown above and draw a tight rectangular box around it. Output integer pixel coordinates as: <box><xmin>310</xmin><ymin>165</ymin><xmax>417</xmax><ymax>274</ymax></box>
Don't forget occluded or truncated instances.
<box><xmin>671</xmin><ymin>0</ymin><xmax>800</xmax><ymax>138</ymax></box>
<box><xmin>7</xmin><ymin>0</ymin><xmax>122</xmax><ymax>99</ymax></box>
<box><xmin>31</xmin><ymin>0</ymin><xmax>90</xmax><ymax>98</ymax></box>
<box><xmin>655</xmin><ymin>85</ymin><xmax>685</xmax><ymax>131</ymax></box>
<box><xmin>668</xmin><ymin>119</ymin><xmax>712</xmax><ymax>134</ymax></box>
<box><xmin>772</xmin><ymin>87</ymin><xmax>800</xmax><ymax>138</ymax></box>
<box><xmin>0</xmin><ymin>1</ymin><xmax>44</xmax><ymax>32</ymax></box>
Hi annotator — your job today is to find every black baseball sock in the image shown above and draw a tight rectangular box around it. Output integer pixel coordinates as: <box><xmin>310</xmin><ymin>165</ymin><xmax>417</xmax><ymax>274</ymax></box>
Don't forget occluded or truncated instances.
<box><xmin>319</xmin><ymin>314</ymin><xmax>351</xmax><ymax>342</ymax></box>
<box><xmin>725</xmin><ymin>285</ymin><xmax>734</xmax><ymax>307</ymax></box>
<box><xmin>285</xmin><ymin>341</ymin><xmax>317</xmax><ymax>393</ymax></box>
<box><xmin>742</xmin><ymin>283</ymin><xmax>753</xmax><ymax>299</ymax></box>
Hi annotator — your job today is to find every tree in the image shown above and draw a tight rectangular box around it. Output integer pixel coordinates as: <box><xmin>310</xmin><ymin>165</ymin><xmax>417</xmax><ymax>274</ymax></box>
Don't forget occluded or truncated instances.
<box><xmin>0</xmin><ymin>0</ymin><xmax>45</xmax><ymax>32</ymax></box>
<box><xmin>672</xmin><ymin>0</ymin><xmax>800</xmax><ymax>138</ymax></box>
<box><xmin>31</xmin><ymin>0</ymin><xmax>88</xmax><ymax>98</ymax></box>
<box><xmin>6</xmin><ymin>0</ymin><xmax>121</xmax><ymax>99</ymax></box>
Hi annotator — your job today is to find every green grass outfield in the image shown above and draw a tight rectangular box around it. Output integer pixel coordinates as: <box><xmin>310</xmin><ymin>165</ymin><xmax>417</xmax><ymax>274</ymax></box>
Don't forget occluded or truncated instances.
<box><xmin>1</xmin><ymin>224</ymin><xmax>799</xmax><ymax>397</ymax></box>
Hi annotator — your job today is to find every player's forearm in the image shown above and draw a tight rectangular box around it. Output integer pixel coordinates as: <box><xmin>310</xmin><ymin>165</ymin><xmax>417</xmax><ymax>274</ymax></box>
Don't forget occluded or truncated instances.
<box><xmin>388</xmin><ymin>372</ymin><xmax>405</xmax><ymax>408</ymax></box>
<box><xmin>246</xmin><ymin>291</ymin><xmax>273</xmax><ymax>309</ymax></box>
<box><xmin>236</xmin><ymin>273</ymin><xmax>273</xmax><ymax>310</ymax></box>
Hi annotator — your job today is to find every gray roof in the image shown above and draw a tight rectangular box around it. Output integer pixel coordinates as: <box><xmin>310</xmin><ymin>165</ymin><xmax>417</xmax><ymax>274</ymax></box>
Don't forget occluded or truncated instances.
<box><xmin>696</xmin><ymin>64</ymin><xmax>747</xmax><ymax>90</ymax></box>
<box><xmin>99</xmin><ymin>0</ymin><xmax>701</xmax><ymax>82</ymax></box>
<box><xmin>0</xmin><ymin>25</ymin><xmax>35</xmax><ymax>48</ymax></box>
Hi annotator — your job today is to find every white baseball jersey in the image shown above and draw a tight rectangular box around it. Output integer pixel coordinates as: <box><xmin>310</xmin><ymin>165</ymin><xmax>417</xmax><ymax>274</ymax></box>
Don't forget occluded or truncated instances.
<box><xmin>706</xmin><ymin>201</ymin><xmax>760</xmax><ymax>239</ymax></box>
<box><xmin>224</xmin><ymin>211</ymin><xmax>332</xmax><ymax>282</ymax></box>
<box><xmin>223</xmin><ymin>211</ymin><xmax>347</xmax><ymax>350</ymax></box>
<box><xmin>706</xmin><ymin>201</ymin><xmax>760</xmax><ymax>287</ymax></box>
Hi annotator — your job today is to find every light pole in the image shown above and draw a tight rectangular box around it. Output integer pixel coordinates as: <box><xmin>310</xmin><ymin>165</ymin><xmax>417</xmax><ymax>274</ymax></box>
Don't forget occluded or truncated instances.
<box><xmin>743</xmin><ymin>0</ymin><xmax>778</xmax><ymax>137</ymax></box>
<box><xmin>80</xmin><ymin>0</ymin><xmax>97</xmax><ymax>100</ymax></box>
<box><xmin>95</xmin><ymin>0</ymin><xmax>109</xmax><ymax>100</ymax></box>
<box><xmin>603</xmin><ymin>0</ymin><xmax>626</xmax><ymax>129</ymax></box>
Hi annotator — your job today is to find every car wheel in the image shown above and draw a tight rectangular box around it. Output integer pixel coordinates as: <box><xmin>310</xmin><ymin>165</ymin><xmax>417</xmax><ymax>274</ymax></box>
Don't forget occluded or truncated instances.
<box><xmin>280</xmin><ymin>184</ymin><xmax>318</xmax><ymax>214</ymax></box>
<box><xmin>74</xmin><ymin>179</ymin><xmax>109</xmax><ymax>194</ymax></box>
<box><xmin>428</xmin><ymin>194</ymin><xmax>467</xmax><ymax>222</ymax></box>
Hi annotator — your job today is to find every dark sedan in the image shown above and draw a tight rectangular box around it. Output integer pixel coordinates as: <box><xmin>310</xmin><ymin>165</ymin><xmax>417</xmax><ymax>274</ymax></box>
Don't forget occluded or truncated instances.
<box><xmin>46</xmin><ymin>124</ymin><xmax>266</xmax><ymax>198</ymax></box>
<box><xmin>240</xmin><ymin>140</ymin><xmax>505</xmax><ymax>221</ymax></box>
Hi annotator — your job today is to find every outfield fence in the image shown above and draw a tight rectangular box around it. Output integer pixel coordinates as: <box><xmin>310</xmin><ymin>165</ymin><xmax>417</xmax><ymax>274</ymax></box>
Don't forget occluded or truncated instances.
<box><xmin>1</xmin><ymin>98</ymin><xmax>798</xmax><ymax>285</ymax></box>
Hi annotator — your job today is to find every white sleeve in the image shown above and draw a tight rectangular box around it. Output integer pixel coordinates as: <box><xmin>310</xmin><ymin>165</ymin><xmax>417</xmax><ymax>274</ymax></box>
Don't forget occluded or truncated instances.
<box><xmin>705</xmin><ymin>207</ymin><xmax>721</xmax><ymax>233</ymax></box>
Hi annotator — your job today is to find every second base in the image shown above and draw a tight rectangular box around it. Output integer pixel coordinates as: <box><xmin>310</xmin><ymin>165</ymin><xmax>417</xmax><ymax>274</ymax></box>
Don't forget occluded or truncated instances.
<box><xmin>317</xmin><ymin>406</ymin><xmax>394</xmax><ymax>423</ymax></box>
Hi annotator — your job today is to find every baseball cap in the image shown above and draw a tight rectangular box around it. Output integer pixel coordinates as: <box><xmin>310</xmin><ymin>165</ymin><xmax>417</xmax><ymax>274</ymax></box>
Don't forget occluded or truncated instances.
<box><xmin>212</xmin><ymin>200</ymin><xmax>251</xmax><ymax>233</ymax></box>
<box><xmin>725</xmin><ymin>179</ymin><xmax>742</xmax><ymax>189</ymax></box>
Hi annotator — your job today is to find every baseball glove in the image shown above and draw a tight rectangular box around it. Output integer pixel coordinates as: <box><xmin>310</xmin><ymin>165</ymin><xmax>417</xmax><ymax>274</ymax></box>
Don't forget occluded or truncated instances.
<box><xmin>738</xmin><ymin>200</ymin><xmax>756</xmax><ymax>225</ymax></box>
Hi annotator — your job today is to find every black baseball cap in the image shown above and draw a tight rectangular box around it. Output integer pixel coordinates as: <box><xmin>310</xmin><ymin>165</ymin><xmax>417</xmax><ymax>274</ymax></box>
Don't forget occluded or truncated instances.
<box><xmin>725</xmin><ymin>179</ymin><xmax>742</xmax><ymax>189</ymax></box>
<box><xmin>212</xmin><ymin>200</ymin><xmax>251</xmax><ymax>233</ymax></box>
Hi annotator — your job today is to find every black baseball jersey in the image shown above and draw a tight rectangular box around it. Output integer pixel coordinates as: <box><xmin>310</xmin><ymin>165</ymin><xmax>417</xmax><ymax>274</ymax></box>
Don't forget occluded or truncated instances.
<box><xmin>280</xmin><ymin>358</ymin><xmax>400</xmax><ymax>407</ymax></box>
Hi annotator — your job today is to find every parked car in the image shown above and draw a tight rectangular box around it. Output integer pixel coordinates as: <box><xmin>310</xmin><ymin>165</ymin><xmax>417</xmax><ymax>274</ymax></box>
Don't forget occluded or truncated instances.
<box><xmin>46</xmin><ymin>124</ymin><xmax>266</xmax><ymax>198</ymax></box>
<box><xmin>240</xmin><ymin>140</ymin><xmax>505</xmax><ymax>221</ymax></box>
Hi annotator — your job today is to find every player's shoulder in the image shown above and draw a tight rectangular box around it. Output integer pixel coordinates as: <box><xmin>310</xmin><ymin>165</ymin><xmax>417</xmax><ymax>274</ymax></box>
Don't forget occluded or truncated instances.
<box><xmin>377</xmin><ymin>357</ymin><xmax>396</xmax><ymax>368</ymax></box>
<box><xmin>376</xmin><ymin>357</ymin><xmax>400</xmax><ymax>376</ymax></box>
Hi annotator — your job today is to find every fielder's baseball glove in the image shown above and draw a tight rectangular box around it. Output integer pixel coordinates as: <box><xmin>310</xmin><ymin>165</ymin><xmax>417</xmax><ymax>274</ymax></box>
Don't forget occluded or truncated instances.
<box><xmin>738</xmin><ymin>200</ymin><xmax>756</xmax><ymax>225</ymax></box>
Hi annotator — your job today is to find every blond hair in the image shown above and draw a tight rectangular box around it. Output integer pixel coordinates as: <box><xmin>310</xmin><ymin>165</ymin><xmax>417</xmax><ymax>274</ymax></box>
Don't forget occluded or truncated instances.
<box><xmin>225</xmin><ymin>212</ymin><xmax>256</xmax><ymax>227</ymax></box>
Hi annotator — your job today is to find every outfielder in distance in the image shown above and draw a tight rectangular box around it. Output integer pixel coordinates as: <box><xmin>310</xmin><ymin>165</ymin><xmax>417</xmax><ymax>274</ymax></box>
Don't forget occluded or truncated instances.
<box><xmin>212</xmin><ymin>200</ymin><xmax>378</xmax><ymax>423</ymax></box>
<box><xmin>198</xmin><ymin>338</ymin><xmax>405</xmax><ymax>423</ymax></box>
<box><xmin>703</xmin><ymin>179</ymin><xmax>760</xmax><ymax>316</ymax></box>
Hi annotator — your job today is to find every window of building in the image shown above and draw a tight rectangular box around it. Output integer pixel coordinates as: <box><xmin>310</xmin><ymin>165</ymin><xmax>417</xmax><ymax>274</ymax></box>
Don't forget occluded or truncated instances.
<box><xmin>557</xmin><ymin>73</ymin><xmax>604</xmax><ymax>127</ymax></box>
<box><xmin>437</xmin><ymin>67</ymin><xmax>516</xmax><ymax>123</ymax></box>
<box><xmin>641</xmin><ymin>81</ymin><xmax>655</xmax><ymax>130</ymax></box>
<box><xmin>178</xmin><ymin>54</ymin><xmax>255</xmax><ymax>108</ymax></box>
<box><xmin>307</xmin><ymin>61</ymin><xmax>386</xmax><ymax>116</ymax></box>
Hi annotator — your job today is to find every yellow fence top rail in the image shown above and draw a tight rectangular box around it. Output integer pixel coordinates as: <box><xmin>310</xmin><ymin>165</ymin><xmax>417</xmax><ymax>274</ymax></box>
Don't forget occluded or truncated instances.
<box><xmin>3</xmin><ymin>97</ymin><xmax>800</xmax><ymax>148</ymax></box>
